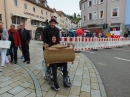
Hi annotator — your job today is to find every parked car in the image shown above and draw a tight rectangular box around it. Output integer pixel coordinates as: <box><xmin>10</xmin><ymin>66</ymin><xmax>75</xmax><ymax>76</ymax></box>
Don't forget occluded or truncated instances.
<box><xmin>35</xmin><ymin>26</ymin><xmax>45</xmax><ymax>40</ymax></box>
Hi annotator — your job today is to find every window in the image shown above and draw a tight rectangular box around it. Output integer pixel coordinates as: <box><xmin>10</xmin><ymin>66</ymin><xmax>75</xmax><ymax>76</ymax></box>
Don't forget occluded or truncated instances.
<box><xmin>24</xmin><ymin>4</ymin><xmax>27</xmax><ymax>9</ymax></box>
<box><xmin>93</xmin><ymin>12</ymin><xmax>97</xmax><ymax>20</ymax></box>
<box><xmin>44</xmin><ymin>0</ymin><xmax>47</xmax><ymax>7</ymax></box>
<box><xmin>0</xmin><ymin>14</ymin><xmax>2</xmax><ymax>21</ymax></box>
<box><xmin>12</xmin><ymin>16</ymin><xmax>25</xmax><ymax>25</ymax></box>
<box><xmin>83</xmin><ymin>15</ymin><xmax>86</xmax><ymax>22</ymax></box>
<box><xmin>88</xmin><ymin>1</ymin><xmax>92</xmax><ymax>6</ymax></box>
<box><xmin>46</xmin><ymin>12</ymin><xmax>48</xmax><ymax>16</ymax></box>
<box><xmin>41</xmin><ymin>22</ymin><xmax>46</xmax><ymax>26</ymax></box>
<box><xmin>111</xmin><ymin>8</ymin><xmax>119</xmax><ymax>18</ymax></box>
<box><xmin>82</xmin><ymin>2</ymin><xmax>86</xmax><ymax>10</ymax></box>
<box><xmin>35</xmin><ymin>0</ymin><xmax>40</xmax><ymax>3</ymax></box>
<box><xmin>93</xmin><ymin>0</ymin><xmax>97</xmax><ymax>5</ymax></box>
<box><xmin>99</xmin><ymin>10</ymin><xmax>104</xmax><ymax>19</ymax></box>
<box><xmin>31</xmin><ymin>20</ymin><xmax>40</xmax><ymax>26</ymax></box>
<box><xmin>33</xmin><ymin>7</ymin><xmax>35</xmax><ymax>12</ymax></box>
<box><xmin>14</xmin><ymin>0</ymin><xmax>18</xmax><ymax>6</ymax></box>
<box><xmin>50</xmin><ymin>14</ymin><xmax>52</xmax><ymax>18</ymax></box>
<box><xmin>41</xmin><ymin>10</ymin><xmax>43</xmax><ymax>14</ymax></box>
<box><xmin>88</xmin><ymin>13</ymin><xmax>92</xmax><ymax>20</ymax></box>
<box><xmin>99</xmin><ymin>0</ymin><xmax>104</xmax><ymax>4</ymax></box>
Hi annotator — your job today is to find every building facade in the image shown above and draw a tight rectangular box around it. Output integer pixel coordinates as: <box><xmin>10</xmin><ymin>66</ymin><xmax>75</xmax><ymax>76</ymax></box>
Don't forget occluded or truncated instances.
<box><xmin>56</xmin><ymin>11</ymin><xmax>65</xmax><ymax>29</ymax></box>
<box><xmin>77</xmin><ymin>20</ymin><xmax>82</xmax><ymax>28</ymax></box>
<box><xmin>70</xmin><ymin>21</ymin><xmax>77</xmax><ymax>29</ymax></box>
<box><xmin>0</xmin><ymin>0</ymin><xmax>53</xmax><ymax>38</ymax></box>
<box><xmin>64</xmin><ymin>17</ymin><xmax>71</xmax><ymax>30</ymax></box>
<box><xmin>125</xmin><ymin>0</ymin><xmax>130</xmax><ymax>35</ymax></box>
<box><xmin>79</xmin><ymin>0</ymin><xmax>126</xmax><ymax>34</ymax></box>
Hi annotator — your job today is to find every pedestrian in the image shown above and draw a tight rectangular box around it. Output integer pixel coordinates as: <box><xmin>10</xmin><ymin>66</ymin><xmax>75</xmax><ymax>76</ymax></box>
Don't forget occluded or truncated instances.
<box><xmin>17</xmin><ymin>25</ymin><xmax>24</xmax><ymax>59</ymax></box>
<box><xmin>43</xmin><ymin>18</ymin><xmax>70</xmax><ymax>90</ymax></box>
<box><xmin>43</xmin><ymin>18</ymin><xmax>60</xmax><ymax>46</ymax></box>
<box><xmin>98</xmin><ymin>31</ymin><xmax>102</xmax><ymax>38</ymax></box>
<box><xmin>93</xmin><ymin>31</ymin><xmax>96</xmax><ymax>37</ymax></box>
<box><xmin>68</xmin><ymin>30</ymin><xmax>74</xmax><ymax>37</ymax></box>
<box><xmin>124</xmin><ymin>32</ymin><xmax>128</xmax><ymax>38</ymax></box>
<box><xmin>0</xmin><ymin>21</ymin><xmax>9</xmax><ymax>71</ymax></box>
<box><xmin>18</xmin><ymin>22</ymin><xmax>31</xmax><ymax>64</ymax></box>
<box><xmin>8</xmin><ymin>24</ymin><xmax>21</xmax><ymax>64</ymax></box>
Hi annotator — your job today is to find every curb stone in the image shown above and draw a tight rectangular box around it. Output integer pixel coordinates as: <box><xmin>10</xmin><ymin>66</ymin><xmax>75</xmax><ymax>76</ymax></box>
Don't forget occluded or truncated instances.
<box><xmin>18</xmin><ymin>63</ymin><xmax>42</xmax><ymax>97</ymax></box>
<box><xmin>81</xmin><ymin>53</ymin><xmax>107</xmax><ymax>97</ymax></box>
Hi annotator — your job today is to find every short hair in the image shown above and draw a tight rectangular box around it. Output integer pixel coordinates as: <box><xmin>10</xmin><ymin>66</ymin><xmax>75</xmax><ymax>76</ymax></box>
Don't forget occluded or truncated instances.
<box><xmin>10</xmin><ymin>24</ymin><xmax>15</xmax><ymax>27</ymax></box>
<box><xmin>0</xmin><ymin>21</ymin><xmax>3</xmax><ymax>24</ymax></box>
<box><xmin>20</xmin><ymin>22</ymin><xmax>25</xmax><ymax>26</ymax></box>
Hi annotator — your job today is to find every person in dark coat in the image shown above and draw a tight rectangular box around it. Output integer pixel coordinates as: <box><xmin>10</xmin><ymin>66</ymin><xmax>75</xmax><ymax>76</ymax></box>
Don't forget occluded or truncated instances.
<box><xmin>43</xmin><ymin>19</ymin><xmax>60</xmax><ymax>46</ymax></box>
<box><xmin>8</xmin><ymin>24</ymin><xmax>21</xmax><ymax>64</ymax></box>
<box><xmin>18</xmin><ymin>22</ymin><xmax>31</xmax><ymax>64</ymax></box>
<box><xmin>43</xmin><ymin>18</ymin><xmax>70</xmax><ymax>90</ymax></box>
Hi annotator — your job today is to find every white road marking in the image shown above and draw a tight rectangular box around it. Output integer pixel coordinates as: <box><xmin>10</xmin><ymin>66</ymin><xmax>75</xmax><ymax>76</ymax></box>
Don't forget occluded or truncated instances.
<box><xmin>113</xmin><ymin>48</ymin><xmax>130</xmax><ymax>52</ymax></box>
<box><xmin>82</xmin><ymin>51</ymin><xmax>95</xmax><ymax>54</ymax></box>
<box><xmin>115</xmin><ymin>57</ymin><xmax>130</xmax><ymax>62</ymax></box>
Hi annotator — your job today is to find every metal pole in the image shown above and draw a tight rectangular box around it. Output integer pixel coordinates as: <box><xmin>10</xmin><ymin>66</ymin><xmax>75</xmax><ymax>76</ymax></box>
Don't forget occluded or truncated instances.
<box><xmin>105</xmin><ymin>0</ymin><xmax>108</xmax><ymax>33</ymax></box>
<box><xmin>4</xmin><ymin>0</ymin><xmax>7</xmax><ymax>28</ymax></box>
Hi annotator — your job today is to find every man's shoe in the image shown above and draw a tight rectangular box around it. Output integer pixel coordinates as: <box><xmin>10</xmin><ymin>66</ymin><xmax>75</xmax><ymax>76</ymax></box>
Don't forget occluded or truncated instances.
<box><xmin>27</xmin><ymin>61</ymin><xmax>30</xmax><ymax>64</ymax></box>
<box><xmin>52</xmin><ymin>83</ymin><xmax>60</xmax><ymax>91</ymax></box>
<box><xmin>14</xmin><ymin>61</ymin><xmax>17</xmax><ymax>64</ymax></box>
<box><xmin>10</xmin><ymin>60</ymin><xmax>13</xmax><ymax>63</ymax></box>
<box><xmin>23</xmin><ymin>60</ymin><xmax>27</xmax><ymax>62</ymax></box>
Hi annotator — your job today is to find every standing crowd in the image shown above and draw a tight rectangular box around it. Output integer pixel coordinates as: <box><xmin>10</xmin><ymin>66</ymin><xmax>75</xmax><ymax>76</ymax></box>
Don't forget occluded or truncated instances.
<box><xmin>60</xmin><ymin>29</ymin><xmax>105</xmax><ymax>38</ymax></box>
<box><xmin>0</xmin><ymin>21</ymin><xmax>31</xmax><ymax>72</ymax></box>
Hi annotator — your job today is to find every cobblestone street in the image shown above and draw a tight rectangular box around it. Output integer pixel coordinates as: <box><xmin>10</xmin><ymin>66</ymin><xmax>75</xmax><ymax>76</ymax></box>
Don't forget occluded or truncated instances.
<box><xmin>0</xmin><ymin>40</ymin><xmax>106</xmax><ymax>97</ymax></box>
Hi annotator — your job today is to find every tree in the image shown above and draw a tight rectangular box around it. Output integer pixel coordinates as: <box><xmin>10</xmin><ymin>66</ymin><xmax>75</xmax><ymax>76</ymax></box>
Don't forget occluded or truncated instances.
<box><xmin>74</xmin><ymin>13</ymin><xmax>76</xmax><ymax>18</ymax></box>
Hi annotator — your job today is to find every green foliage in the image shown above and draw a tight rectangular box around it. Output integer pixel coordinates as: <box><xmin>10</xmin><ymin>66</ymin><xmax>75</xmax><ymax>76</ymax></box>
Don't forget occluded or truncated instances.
<box><xmin>74</xmin><ymin>13</ymin><xmax>76</xmax><ymax>18</ymax></box>
<box><xmin>67</xmin><ymin>15</ymin><xmax>81</xmax><ymax>24</ymax></box>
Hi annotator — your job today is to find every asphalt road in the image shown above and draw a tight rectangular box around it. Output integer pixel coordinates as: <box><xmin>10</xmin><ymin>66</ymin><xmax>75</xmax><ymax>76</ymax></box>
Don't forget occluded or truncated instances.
<box><xmin>83</xmin><ymin>46</ymin><xmax>130</xmax><ymax>97</ymax></box>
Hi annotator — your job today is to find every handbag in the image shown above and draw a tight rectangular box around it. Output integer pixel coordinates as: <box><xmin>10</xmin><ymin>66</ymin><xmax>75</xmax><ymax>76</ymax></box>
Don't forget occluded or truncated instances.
<box><xmin>0</xmin><ymin>40</ymin><xmax>11</xmax><ymax>49</ymax></box>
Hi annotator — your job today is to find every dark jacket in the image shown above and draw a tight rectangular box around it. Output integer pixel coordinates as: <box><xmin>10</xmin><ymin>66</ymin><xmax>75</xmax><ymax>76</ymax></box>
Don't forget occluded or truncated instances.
<box><xmin>8</xmin><ymin>30</ymin><xmax>21</xmax><ymax>47</ymax></box>
<box><xmin>18</xmin><ymin>28</ymin><xmax>31</xmax><ymax>43</ymax></box>
<box><xmin>43</xmin><ymin>26</ymin><xmax>60</xmax><ymax>45</ymax></box>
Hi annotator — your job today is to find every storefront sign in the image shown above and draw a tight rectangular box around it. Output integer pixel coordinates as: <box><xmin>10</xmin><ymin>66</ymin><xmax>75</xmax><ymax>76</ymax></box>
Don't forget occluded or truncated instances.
<box><xmin>24</xmin><ymin>12</ymin><xmax>44</xmax><ymax>19</ymax></box>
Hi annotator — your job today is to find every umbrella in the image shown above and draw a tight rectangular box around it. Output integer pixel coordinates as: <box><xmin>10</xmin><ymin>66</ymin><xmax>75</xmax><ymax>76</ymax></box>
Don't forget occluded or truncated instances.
<box><xmin>84</xmin><ymin>30</ymin><xmax>90</xmax><ymax>32</ymax></box>
<box><xmin>76</xmin><ymin>28</ymin><xmax>83</xmax><ymax>36</ymax></box>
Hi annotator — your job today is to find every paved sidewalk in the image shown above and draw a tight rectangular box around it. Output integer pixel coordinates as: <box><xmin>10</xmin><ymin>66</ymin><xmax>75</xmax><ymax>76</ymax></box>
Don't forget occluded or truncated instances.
<box><xmin>0</xmin><ymin>40</ymin><xmax>106</xmax><ymax>97</ymax></box>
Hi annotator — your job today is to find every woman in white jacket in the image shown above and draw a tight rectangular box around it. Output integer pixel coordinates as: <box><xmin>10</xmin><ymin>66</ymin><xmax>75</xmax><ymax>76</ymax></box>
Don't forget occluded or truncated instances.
<box><xmin>0</xmin><ymin>21</ymin><xmax>9</xmax><ymax>71</ymax></box>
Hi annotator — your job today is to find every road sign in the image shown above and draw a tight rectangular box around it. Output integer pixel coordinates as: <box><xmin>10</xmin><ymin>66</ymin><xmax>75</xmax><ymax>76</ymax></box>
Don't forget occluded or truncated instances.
<box><xmin>106</xmin><ymin>32</ymin><xmax>111</xmax><ymax>37</ymax></box>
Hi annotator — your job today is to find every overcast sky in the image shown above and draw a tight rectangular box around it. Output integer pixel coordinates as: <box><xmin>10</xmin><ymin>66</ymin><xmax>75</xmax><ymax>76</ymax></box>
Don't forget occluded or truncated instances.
<box><xmin>47</xmin><ymin>0</ymin><xmax>81</xmax><ymax>15</ymax></box>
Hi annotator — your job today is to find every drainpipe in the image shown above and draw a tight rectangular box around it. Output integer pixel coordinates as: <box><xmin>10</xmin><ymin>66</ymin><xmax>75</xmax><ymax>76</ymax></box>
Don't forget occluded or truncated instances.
<box><xmin>4</xmin><ymin>0</ymin><xmax>7</xmax><ymax>28</ymax></box>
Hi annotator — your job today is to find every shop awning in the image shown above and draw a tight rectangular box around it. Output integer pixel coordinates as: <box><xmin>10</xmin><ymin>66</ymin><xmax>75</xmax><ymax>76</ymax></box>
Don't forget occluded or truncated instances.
<box><xmin>30</xmin><ymin>18</ymin><xmax>43</xmax><ymax>22</ymax></box>
<box><xmin>11</xmin><ymin>13</ymin><xmax>28</xmax><ymax>19</ymax></box>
